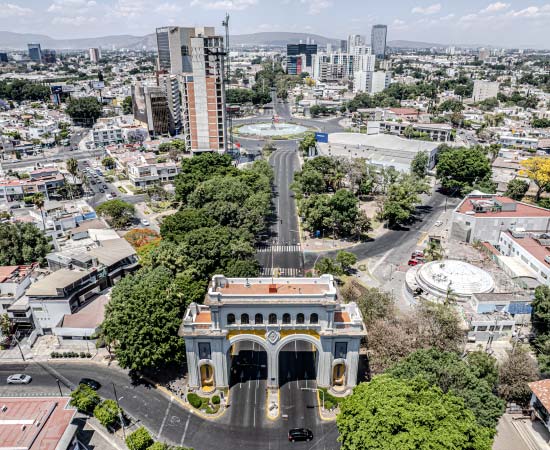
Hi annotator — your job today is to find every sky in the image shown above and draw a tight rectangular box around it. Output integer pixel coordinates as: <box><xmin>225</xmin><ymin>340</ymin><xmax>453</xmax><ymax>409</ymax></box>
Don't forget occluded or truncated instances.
<box><xmin>1</xmin><ymin>0</ymin><xmax>549</xmax><ymax>48</ymax></box>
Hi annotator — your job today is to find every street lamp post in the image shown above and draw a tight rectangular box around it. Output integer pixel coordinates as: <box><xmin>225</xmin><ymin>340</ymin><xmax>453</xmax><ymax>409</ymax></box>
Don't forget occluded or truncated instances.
<box><xmin>112</xmin><ymin>383</ymin><xmax>126</xmax><ymax>439</ymax></box>
<box><xmin>55</xmin><ymin>378</ymin><xmax>63</xmax><ymax>396</ymax></box>
<box><xmin>301</xmin><ymin>387</ymin><xmax>325</xmax><ymax>410</ymax></box>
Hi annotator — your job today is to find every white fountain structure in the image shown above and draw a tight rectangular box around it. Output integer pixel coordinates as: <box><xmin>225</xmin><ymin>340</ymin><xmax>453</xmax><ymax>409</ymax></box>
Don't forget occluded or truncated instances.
<box><xmin>237</xmin><ymin>122</ymin><xmax>309</xmax><ymax>138</ymax></box>
<box><xmin>405</xmin><ymin>260</ymin><xmax>495</xmax><ymax>303</ymax></box>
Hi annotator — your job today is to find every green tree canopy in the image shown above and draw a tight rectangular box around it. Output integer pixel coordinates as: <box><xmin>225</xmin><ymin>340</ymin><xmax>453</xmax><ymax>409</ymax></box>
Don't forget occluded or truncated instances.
<box><xmin>126</xmin><ymin>427</ymin><xmax>154</xmax><ymax>450</ymax></box>
<box><xmin>70</xmin><ymin>384</ymin><xmax>100</xmax><ymax>414</ymax></box>
<box><xmin>436</xmin><ymin>147</ymin><xmax>492</xmax><ymax>195</ymax></box>
<box><xmin>411</xmin><ymin>151</ymin><xmax>429</xmax><ymax>178</ymax></box>
<box><xmin>122</xmin><ymin>96</ymin><xmax>133</xmax><ymax>114</ymax></box>
<box><xmin>101</xmin><ymin>266</ymin><xmax>186</xmax><ymax>371</ymax></box>
<box><xmin>388</xmin><ymin>349</ymin><xmax>504</xmax><ymax>431</ymax></box>
<box><xmin>504</xmin><ymin>178</ymin><xmax>529</xmax><ymax>201</ymax></box>
<box><xmin>65</xmin><ymin>97</ymin><xmax>102</xmax><ymax>127</ymax></box>
<box><xmin>96</xmin><ymin>199</ymin><xmax>135</xmax><ymax>228</ymax></box>
<box><xmin>0</xmin><ymin>222</ymin><xmax>50</xmax><ymax>266</ymax></box>
<box><xmin>498</xmin><ymin>346</ymin><xmax>539</xmax><ymax>406</ymax></box>
<box><xmin>337</xmin><ymin>375</ymin><xmax>493</xmax><ymax>450</ymax></box>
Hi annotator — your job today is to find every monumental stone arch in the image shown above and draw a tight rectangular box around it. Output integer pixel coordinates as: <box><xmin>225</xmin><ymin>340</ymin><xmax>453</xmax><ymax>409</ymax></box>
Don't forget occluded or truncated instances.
<box><xmin>179</xmin><ymin>275</ymin><xmax>367</xmax><ymax>391</ymax></box>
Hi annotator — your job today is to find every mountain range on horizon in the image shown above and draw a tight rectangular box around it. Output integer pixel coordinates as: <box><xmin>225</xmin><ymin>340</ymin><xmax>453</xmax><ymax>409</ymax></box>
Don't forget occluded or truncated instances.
<box><xmin>0</xmin><ymin>30</ymin><xmax>480</xmax><ymax>52</ymax></box>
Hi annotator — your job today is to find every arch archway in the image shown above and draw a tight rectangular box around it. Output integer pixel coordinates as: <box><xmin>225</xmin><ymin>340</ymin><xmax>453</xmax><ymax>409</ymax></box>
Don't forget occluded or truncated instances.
<box><xmin>227</xmin><ymin>334</ymin><xmax>269</xmax><ymax>388</ymax></box>
<box><xmin>198</xmin><ymin>361</ymin><xmax>215</xmax><ymax>392</ymax></box>
<box><xmin>274</xmin><ymin>334</ymin><xmax>322</xmax><ymax>387</ymax></box>
<box><xmin>331</xmin><ymin>359</ymin><xmax>347</xmax><ymax>389</ymax></box>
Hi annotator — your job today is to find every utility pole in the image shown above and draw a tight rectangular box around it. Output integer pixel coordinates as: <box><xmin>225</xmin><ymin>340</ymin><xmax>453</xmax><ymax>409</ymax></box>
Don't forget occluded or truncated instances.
<box><xmin>55</xmin><ymin>378</ymin><xmax>63</xmax><ymax>397</ymax></box>
<box><xmin>112</xmin><ymin>383</ymin><xmax>126</xmax><ymax>439</ymax></box>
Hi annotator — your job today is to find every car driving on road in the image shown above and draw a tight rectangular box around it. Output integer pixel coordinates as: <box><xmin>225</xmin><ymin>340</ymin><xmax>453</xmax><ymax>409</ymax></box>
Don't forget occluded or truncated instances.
<box><xmin>288</xmin><ymin>428</ymin><xmax>313</xmax><ymax>442</ymax></box>
<box><xmin>7</xmin><ymin>374</ymin><xmax>32</xmax><ymax>384</ymax></box>
<box><xmin>79</xmin><ymin>378</ymin><xmax>101</xmax><ymax>390</ymax></box>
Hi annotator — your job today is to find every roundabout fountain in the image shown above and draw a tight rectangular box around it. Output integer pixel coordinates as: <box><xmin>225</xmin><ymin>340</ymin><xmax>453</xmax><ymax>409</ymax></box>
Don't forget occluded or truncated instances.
<box><xmin>234</xmin><ymin>121</ymin><xmax>312</xmax><ymax>139</ymax></box>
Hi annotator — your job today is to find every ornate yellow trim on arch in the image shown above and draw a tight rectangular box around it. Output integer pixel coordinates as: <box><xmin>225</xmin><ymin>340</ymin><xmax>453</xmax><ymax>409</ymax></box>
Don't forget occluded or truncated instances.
<box><xmin>280</xmin><ymin>330</ymin><xmax>320</xmax><ymax>340</ymax></box>
<box><xmin>226</xmin><ymin>330</ymin><xmax>266</xmax><ymax>340</ymax></box>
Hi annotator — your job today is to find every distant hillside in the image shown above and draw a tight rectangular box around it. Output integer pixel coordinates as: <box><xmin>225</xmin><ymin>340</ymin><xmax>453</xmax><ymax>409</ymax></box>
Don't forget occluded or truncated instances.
<box><xmin>0</xmin><ymin>30</ymin><xmax>494</xmax><ymax>52</ymax></box>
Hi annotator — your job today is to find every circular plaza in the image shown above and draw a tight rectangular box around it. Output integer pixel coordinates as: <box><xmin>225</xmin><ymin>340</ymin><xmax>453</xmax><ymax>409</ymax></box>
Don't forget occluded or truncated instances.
<box><xmin>405</xmin><ymin>259</ymin><xmax>495</xmax><ymax>303</ymax></box>
<box><xmin>234</xmin><ymin>122</ymin><xmax>312</xmax><ymax>139</ymax></box>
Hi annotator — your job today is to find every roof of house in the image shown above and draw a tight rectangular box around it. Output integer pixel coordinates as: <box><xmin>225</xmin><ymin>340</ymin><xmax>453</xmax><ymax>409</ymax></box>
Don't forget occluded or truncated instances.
<box><xmin>388</xmin><ymin>107</ymin><xmax>421</xmax><ymax>115</ymax></box>
<box><xmin>217</xmin><ymin>283</ymin><xmax>330</xmax><ymax>296</ymax></box>
<box><xmin>26</xmin><ymin>269</ymin><xmax>91</xmax><ymax>297</ymax></box>
<box><xmin>530</xmin><ymin>379</ymin><xmax>550</xmax><ymax>411</ymax></box>
<box><xmin>325</xmin><ymin>132</ymin><xmax>440</xmax><ymax>154</ymax></box>
<box><xmin>68</xmin><ymin>218</ymin><xmax>107</xmax><ymax>236</ymax></box>
<box><xmin>456</xmin><ymin>195</ymin><xmax>550</xmax><ymax>218</ymax></box>
<box><xmin>87</xmin><ymin>238</ymin><xmax>136</xmax><ymax>267</ymax></box>
<box><xmin>61</xmin><ymin>294</ymin><xmax>109</xmax><ymax>329</ymax></box>
<box><xmin>0</xmin><ymin>397</ymin><xmax>76</xmax><ymax>450</ymax></box>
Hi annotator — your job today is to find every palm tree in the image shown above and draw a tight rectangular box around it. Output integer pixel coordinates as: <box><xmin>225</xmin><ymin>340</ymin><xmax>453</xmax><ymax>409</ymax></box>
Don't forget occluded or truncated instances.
<box><xmin>425</xmin><ymin>240</ymin><xmax>443</xmax><ymax>262</ymax></box>
<box><xmin>32</xmin><ymin>193</ymin><xmax>46</xmax><ymax>230</ymax></box>
<box><xmin>66</xmin><ymin>158</ymin><xmax>79</xmax><ymax>199</ymax></box>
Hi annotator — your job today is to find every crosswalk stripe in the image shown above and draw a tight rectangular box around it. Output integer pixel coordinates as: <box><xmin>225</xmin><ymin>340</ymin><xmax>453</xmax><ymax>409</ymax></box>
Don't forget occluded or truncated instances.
<box><xmin>259</xmin><ymin>267</ymin><xmax>302</xmax><ymax>277</ymax></box>
<box><xmin>256</xmin><ymin>245</ymin><xmax>302</xmax><ymax>253</ymax></box>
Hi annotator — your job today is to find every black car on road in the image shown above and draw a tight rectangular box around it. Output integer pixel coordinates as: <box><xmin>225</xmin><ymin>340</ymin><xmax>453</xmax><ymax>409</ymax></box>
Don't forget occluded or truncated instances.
<box><xmin>79</xmin><ymin>378</ymin><xmax>101</xmax><ymax>390</ymax></box>
<box><xmin>288</xmin><ymin>428</ymin><xmax>313</xmax><ymax>442</ymax></box>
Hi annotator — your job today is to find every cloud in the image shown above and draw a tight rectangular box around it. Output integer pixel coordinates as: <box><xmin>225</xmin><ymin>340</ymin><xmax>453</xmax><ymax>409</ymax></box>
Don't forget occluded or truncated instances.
<box><xmin>48</xmin><ymin>0</ymin><xmax>96</xmax><ymax>12</ymax></box>
<box><xmin>480</xmin><ymin>2</ymin><xmax>509</xmax><ymax>13</ymax></box>
<box><xmin>506</xmin><ymin>4</ymin><xmax>550</xmax><ymax>18</ymax></box>
<box><xmin>52</xmin><ymin>15</ymin><xmax>97</xmax><ymax>25</ymax></box>
<box><xmin>0</xmin><ymin>2</ymin><xmax>33</xmax><ymax>17</ymax></box>
<box><xmin>190</xmin><ymin>0</ymin><xmax>258</xmax><ymax>10</ymax></box>
<box><xmin>154</xmin><ymin>2</ymin><xmax>183</xmax><ymax>13</ymax></box>
<box><xmin>300</xmin><ymin>0</ymin><xmax>332</xmax><ymax>15</ymax></box>
<box><xmin>411</xmin><ymin>3</ymin><xmax>441</xmax><ymax>15</ymax></box>
<box><xmin>112</xmin><ymin>0</ymin><xmax>146</xmax><ymax>17</ymax></box>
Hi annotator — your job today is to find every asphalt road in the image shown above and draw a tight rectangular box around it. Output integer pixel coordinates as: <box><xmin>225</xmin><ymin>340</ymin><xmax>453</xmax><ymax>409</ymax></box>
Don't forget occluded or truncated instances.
<box><xmin>0</xmin><ymin>359</ymin><xmax>339</xmax><ymax>450</ymax></box>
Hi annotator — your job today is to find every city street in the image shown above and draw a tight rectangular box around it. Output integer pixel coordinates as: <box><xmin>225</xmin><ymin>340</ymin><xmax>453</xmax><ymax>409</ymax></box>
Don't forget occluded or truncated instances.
<box><xmin>0</xmin><ymin>361</ymin><xmax>339</xmax><ymax>450</ymax></box>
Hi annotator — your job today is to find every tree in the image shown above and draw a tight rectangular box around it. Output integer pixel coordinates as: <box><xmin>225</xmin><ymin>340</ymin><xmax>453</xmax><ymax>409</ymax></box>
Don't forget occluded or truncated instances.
<box><xmin>93</xmin><ymin>399</ymin><xmax>121</xmax><ymax>428</ymax></box>
<box><xmin>498</xmin><ymin>346</ymin><xmax>539</xmax><ymax>406</ymax></box>
<box><xmin>101</xmin><ymin>267</ymin><xmax>186</xmax><ymax>371</ymax></box>
<box><xmin>96</xmin><ymin>199</ymin><xmax>135</xmax><ymax>228</ymax></box>
<box><xmin>336</xmin><ymin>251</ymin><xmax>357</xmax><ymax>274</ymax></box>
<box><xmin>424</xmin><ymin>239</ymin><xmax>443</xmax><ymax>261</ymax></box>
<box><xmin>32</xmin><ymin>193</ymin><xmax>46</xmax><ymax>230</ymax></box>
<box><xmin>504</xmin><ymin>178</ymin><xmax>529</xmax><ymax>201</ymax></box>
<box><xmin>65</xmin><ymin>97</ymin><xmax>102</xmax><ymax>127</ymax></box>
<box><xmin>380</xmin><ymin>175</ymin><xmax>428</xmax><ymax>228</ymax></box>
<box><xmin>122</xmin><ymin>95</ymin><xmax>133</xmax><ymax>114</ymax></box>
<box><xmin>388</xmin><ymin>349</ymin><xmax>505</xmax><ymax>431</ymax></box>
<box><xmin>298</xmin><ymin>133</ymin><xmax>316</xmax><ymax>156</ymax></box>
<box><xmin>223</xmin><ymin>259</ymin><xmax>260</xmax><ymax>277</ymax></box>
<box><xmin>520</xmin><ymin>157</ymin><xmax>550</xmax><ymax>202</ymax></box>
<box><xmin>0</xmin><ymin>222</ymin><xmax>50</xmax><ymax>266</ymax></box>
<box><xmin>341</xmin><ymin>281</ymin><xmax>394</xmax><ymax>327</ymax></box>
<box><xmin>66</xmin><ymin>158</ymin><xmax>79</xmax><ymax>180</ymax></box>
<box><xmin>102</xmin><ymin>156</ymin><xmax>115</xmax><ymax>169</ymax></box>
<box><xmin>147</xmin><ymin>443</ymin><xmax>167</xmax><ymax>450</ymax></box>
<box><xmin>70</xmin><ymin>384</ymin><xmax>100</xmax><ymax>414</ymax></box>
<box><xmin>337</xmin><ymin>375</ymin><xmax>493</xmax><ymax>450</ymax></box>
<box><xmin>466</xmin><ymin>350</ymin><xmax>499</xmax><ymax>390</ymax></box>
<box><xmin>0</xmin><ymin>313</ymin><xmax>11</xmax><ymax>337</ymax></box>
<box><xmin>160</xmin><ymin>209</ymin><xmax>215</xmax><ymax>243</ymax></box>
<box><xmin>411</xmin><ymin>151</ymin><xmax>429</xmax><ymax>178</ymax></box>
<box><xmin>314</xmin><ymin>257</ymin><xmax>343</xmax><ymax>276</ymax></box>
<box><xmin>126</xmin><ymin>427</ymin><xmax>154</xmax><ymax>450</ymax></box>
<box><xmin>531</xmin><ymin>285</ymin><xmax>550</xmax><ymax>335</ymax></box>
<box><xmin>436</xmin><ymin>147</ymin><xmax>492</xmax><ymax>195</ymax></box>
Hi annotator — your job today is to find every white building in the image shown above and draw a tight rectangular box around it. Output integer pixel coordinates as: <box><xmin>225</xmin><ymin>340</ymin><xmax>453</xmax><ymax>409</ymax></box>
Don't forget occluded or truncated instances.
<box><xmin>180</xmin><ymin>275</ymin><xmax>366</xmax><ymax>391</ymax></box>
<box><xmin>451</xmin><ymin>193</ymin><xmax>550</xmax><ymax>245</ymax></box>
<box><xmin>127</xmin><ymin>159</ymin><xmax>180</xmax><ymax>187</ymax></box>
<box><xmin>89</xmin><ymin>47</ymin><xmax>101</xmax><ymax>63</ymax></box>
<box><xmin>354</xmin><ymin>70</ymin><xmax>391</xmax><ymax>94</ymax></box>
<box><xmin>92</xmin><ymin>126</ymin><xmax>123</xmax><ymax>147</ymax></box>
<box><xmin>472</xmin><ymin>80</ymin><xmax>500</xmax><ymax>102</ymax></box>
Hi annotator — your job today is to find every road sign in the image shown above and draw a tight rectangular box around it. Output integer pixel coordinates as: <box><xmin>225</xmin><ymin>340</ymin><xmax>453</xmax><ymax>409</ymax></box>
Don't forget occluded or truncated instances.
<box><xmin>315</xmin><ymin>132</ymin><xmax>329</xmax><ymax>143</ymax></box>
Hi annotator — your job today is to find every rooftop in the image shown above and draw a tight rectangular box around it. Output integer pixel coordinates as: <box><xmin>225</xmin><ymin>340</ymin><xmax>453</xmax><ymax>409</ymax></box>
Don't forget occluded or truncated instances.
<box><xmin>0</xmin><ymin>397</ymin><xmax>76</xmax><ymax>450</ymax></box>
<box><xmin>505</xmin><ymin>230</ymin><xmax>550</xmax><ymax>269</ymax></box>
<box><xmin>324</xmin><ymin>132</ymin><xmax>440</xmax><ymax>154</ymax></box>
<box><xmin>456</xmin><ymin>195</ymin><xmax>550</xmax><ymax>218</ymax></box>
<box><xmin>26</xmin><ymin>269</ymin><xmax>92</xmax><ymax>297</ymax></box>
<box><xmin>530</xmin><ymin>379</ymin><xmax>550</xmax><ymax>412</ymax></box>
<box><xmin>0</xmin><ymin>264</ymin><xmax>35</xmax><ymax>284</ymax></box>
<box><xmin>61</xmin><ymin>294</ymin><xmax>109</xmax><ymax>329</ymax></box>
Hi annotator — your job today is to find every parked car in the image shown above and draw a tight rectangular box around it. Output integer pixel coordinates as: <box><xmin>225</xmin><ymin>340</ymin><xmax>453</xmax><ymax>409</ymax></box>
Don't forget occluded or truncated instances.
<box><xmin>102</xmin><ymin>184</ymin><xmax>107</xmax><ymax>189</ymax></box>
<box><xmin>99</xmin><ymin>188</ymin><xmax>105</xmax><ymax>193</ymax></box>
<box><xmin>411</xmin><ymin>251</ymin><xmax>424</xmax><ymax>259</ymax></box>
<box><xmin>106</xmin><ymin>193</ymin><xmax>113</xmax><ymax>200</ymax></box>
<box><xmin>408</xmin><ymin>258</ymin><xmax>425</xmax><ymax>266</ymax></box>
<box><xmin>141</xmin><ymin>219</ymin><xmax>150</xmax><ymax>226</ymax></box>
<box><xmin>79</xmin><ymin>378</ymin><xmax>101</xmax><ymax>390</ymax></box>
<box><xmin>434</xmin><ymin>220</ymin><xmax>443</xmax><ymax>227</ymax></box>
<box><xmin>288</xmin><ymin>428</ymin><xmax>313</xmax><ymax>442</ymax></box>
<box><xmin>7</xmin><ymin>374</ymin><xmax>32</xmax><ymax>384</ymax></box>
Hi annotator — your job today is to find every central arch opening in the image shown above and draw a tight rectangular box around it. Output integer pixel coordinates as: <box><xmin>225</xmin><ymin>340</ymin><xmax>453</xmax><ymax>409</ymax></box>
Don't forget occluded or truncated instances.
<box><xmin>228</xmin><ymin>340</ymin><xmax>268</xmax><ymax>388</ymax></box>
<box><xmin>278</xmin><ymin>339</ymin><xmax>318</xmax><ymax>388</ymax></box>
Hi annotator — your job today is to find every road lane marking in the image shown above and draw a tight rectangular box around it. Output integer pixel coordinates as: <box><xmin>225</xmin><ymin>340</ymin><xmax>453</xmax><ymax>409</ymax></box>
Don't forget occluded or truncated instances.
<box><xmin>180</xmin><ymin>415</ymin><xmax>190</xmax><ymax>446</ymax></box>
<box><xmin>158</xmin><ymin>397</ymin><xmax>173</xmax><ymax>440</ymax></box>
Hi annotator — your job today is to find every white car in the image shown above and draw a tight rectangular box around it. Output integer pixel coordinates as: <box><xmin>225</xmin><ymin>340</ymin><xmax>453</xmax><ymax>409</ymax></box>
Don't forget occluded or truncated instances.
<box><xmin>434</xmin><ymin>220</ymin><xmax>443</xmax><ymax>227</ymax></box>
<box><xmin>105</xmin><ymin>193</ymin><xmax>113</xmax><ymax>200</ymax></box>
<box><xmin>141</xmin><ymin>219</ymin><xmax>150</xmax><ymax>227</ymax></box>
<box><xmin>7</xmin><ymin>374</ymin><xmax>32</xmax><ymax>384</ymax></box>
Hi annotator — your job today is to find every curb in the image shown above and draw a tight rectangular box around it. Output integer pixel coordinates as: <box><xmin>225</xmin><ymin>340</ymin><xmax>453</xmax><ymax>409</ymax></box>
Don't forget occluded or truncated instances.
<box><xmin>141</xmin><ymin>376</ymin><xmax>228</xmax><ymax>421</ymax></box>
<box><xmin>316</xmin><ymin>390</ymin><xmax>337</xmax><ymax>422</ymax></box>
<box><xmin>266</xmin><ymin>388</ymin><xmax>280</xmax><ymax>421</ymax></box>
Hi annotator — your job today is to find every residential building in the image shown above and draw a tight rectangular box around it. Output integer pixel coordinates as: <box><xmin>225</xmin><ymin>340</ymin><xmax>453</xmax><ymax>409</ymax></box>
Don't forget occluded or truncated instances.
<box><xmin>312</xmin><ymin>52</ymin><xmax>355</xmax><ymax>82</ymax></box>
<box><xmin>180</xmin><ymin>274</ymin><xmax>366</xmax><ymax>390</ymax></box>
<box><xmin>42</xmin><ymin>49</ymin><xmax>56</xmax><ymax>64</ymax></box>
<box><xmin>0</xmin><ymin>397</ymin><xmax>79</xmax><ymax>450</ymax></box>
<box><xmin>316</xmin><ymin>132</ymin><xmax>441</xmax><ymax>173</ymax></box>
<box><xmin>89</xmin><ymin>47</ymin><xmax>101</xmax><ymax>63</ymax></box>
<box><xmin>0</xmin><ymin>264</ymin><xmax>37</xmax><ymax>333</ymax></box>
<box><xmin>0</xmin><ymin>52</ymin><xmax>8</xmax><ymax>62</ymax></box>
<box><xmin>347</xmin><ymin>34</ymin><xmax>364</xmax><ymax>54</ymax></box>
<box><xmin>0</xmin><ymin>170</ymin><xmax>65</xmax><ymax>204</ymax></box>
<box><xmin>286</xmin><ymin>55</ymin><xmax>305</xmax><ymax>76</ymax></box>
<box><xmin>529</xmin><ymin>380</ymin><xmax>550</xmax><ymax>434</ymax></box>
<box><xmin>472</xmin><ymin>80</ymin><xmax>500</xmax><ymax>102</ymax></box>
<box><xmin>128</xmin><ymin>158</ymin><xmax>180</xmax><ymax>187</ymax></box>
<box><xmin>180</xmin><ymin>32</ymin><xmax>227</xmax><ymax>152</ymax></box>
<box><xmin>287</xmin><ymin>43</ymin><xmax>318</xmax><ymax>68</ymax></box>
<box><xmin>339</xmin><ymin>39</ymin><xmax>347</xmax><ymax>52</ymax></box>
<box><xmin>54</xmin><ymin>293</ymin><xmax>109</xmax><ymax>340</ymax></box>
<box><xmin>354</xmin><ymin>70</ymin><xmax>391</xmax><ymax>94</ymax></box>
<box><xmin>380</xmin><ymin>121</ymin><xmax>452</xmax><ymax>142</ymax></box>
<box><xmin>92</xmin><ymin>125</ymin><xmax>124</xmax><ymax>147</ymax></box>
<box><xmin>156</xmin><ymin>26</ymin><xmax>214</xmax><ymax>74</ymax></box>
<box><xmin>158</xmin><ymin>74</ymin><xmax>182</xmax><ymax>134</ymax></box>
<box><xmin>27</xmin><ymin>43</ymin><xmax>42</xmax><ymax>62</ymax></box>
<box><xmin>371</xmin><ymin>25</ymin><xmax>388</xmax><ymax>59</ymax></box>
<box><xmin>132</xmin><ymin>82</ymin><xmax>174</xmax><ymax>136</ymax></box>
<box><xmin>451</xmin><ymin>193</ymin><xmax>550</xmax><ymax>244</ymax></box>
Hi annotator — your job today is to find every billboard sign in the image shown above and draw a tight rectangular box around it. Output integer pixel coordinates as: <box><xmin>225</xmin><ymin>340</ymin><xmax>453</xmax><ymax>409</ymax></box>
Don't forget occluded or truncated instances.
<box><xmin>315</xmin><ymin>132</ymin><xmax>329</xmax><ymax>143</ymax></box>
<box><xmin>91</xmin><ymin>81</ymin><xmax>105</xmax><ymax>90</ymax></box>
<box><xmin>61</xmin><ymin>85</ymin><xmax>75</xmax><ymax>93</ymax></box>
